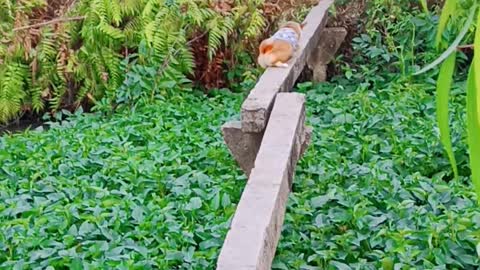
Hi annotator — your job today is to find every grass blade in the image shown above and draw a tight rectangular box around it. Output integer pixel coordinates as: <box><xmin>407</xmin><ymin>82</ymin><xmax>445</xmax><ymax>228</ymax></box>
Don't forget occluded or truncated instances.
<box><xmin>466</xmin><ymin>65</ymin><xmax>480</xmax><ymax>202</ymax></box>
<box><xmin>436</xmin><ymin>52</ymin><xmax>458</xmax><ymax>179</ymax></box>
<box><xmin>474</xmin><ymin>10</ymin><xmax>480</xmax><ymax>126</ymax></box>
<box><xmin>414</xmin><ymin>5</ymin><xmax>477</xmax><ymax>76</ymax></box>
<box><xmin>435</xmin><ymin>0</ymin><xmax>456</xmax><ymax>48</ymax></box>
<box><xmin>419</xmin><ymin>0</ymin><xmax>429</xmax><ymax>16</ymax></box>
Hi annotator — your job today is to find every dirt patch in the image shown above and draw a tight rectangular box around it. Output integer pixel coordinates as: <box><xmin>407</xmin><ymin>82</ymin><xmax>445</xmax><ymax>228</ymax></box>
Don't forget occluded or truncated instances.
<box><xmin>0</xmin><ymin>116</ymin><xmax>44</xmax><ymax>136</ymax></box>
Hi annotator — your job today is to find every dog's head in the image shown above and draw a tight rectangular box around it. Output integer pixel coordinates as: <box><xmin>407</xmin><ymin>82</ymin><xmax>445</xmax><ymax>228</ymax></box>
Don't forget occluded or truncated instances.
<box><xmin>280</xmin><ymin>21</ymin><xmax>306</xmax><ymax>37</ymax></box>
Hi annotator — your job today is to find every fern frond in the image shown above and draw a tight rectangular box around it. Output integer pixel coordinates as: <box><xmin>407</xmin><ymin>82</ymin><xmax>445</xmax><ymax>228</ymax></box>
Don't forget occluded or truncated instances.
<box><xmin>101</xmin><ymin>47</ymin><xmax>123</xmax><ymax>88</ymax></box>
<box><xmin>108</xmin><ymin>0</ymin><xmax>122</xmax><ymax>26</ymax></box>
<box><xmin>0</xmin><ymin>63</ymin><xmax>28</xmax><ymax>123</ymax></box>
<box><xmin>142</xmin><ymin>0</ymin><xmax>157</xmax><ymax>20</ymax></box>
<box><xmin>93</xmin><ymin>0</ymin><xmax>109</xmax><ymax>23</ymax></box>
<box><xmin>244</xmin><ymin>9</ymin><xmax>266</xmax><ymax>39</ymax></box>
<box><xmin>38</xmin><ymin>35</ymin><xmax>57</xmax><ymax>60</ymax></box>
<box><xmin>121</xmin><ymin>0</ymin><xmax>144</xmax><ymax>16</ymax></box>
<box><xmin>124</xmin><ymin>17</ymin><xmax>143</xmax><ymax>44</ymax></box>
<box><xmin>207</xmin><ymin>16</ymin><xmax>233</xmax><ymax>59</ymax></box>
<box><xmin>97</xmin><ymin>22</ymin><xmax>125</xmax><ymax>40</ymax></box>
<box><xmin>144</xmin><ymin>21</ymin><xmax>157</xmax><ymax>44</ymax></box>
<box><xmin>75</xmin><ymin>82</ymin><xmax>90</xmax><ymax>105</ymax></box>
<box><xmin>29</xmin><ymin>86</ymin><xmax>45</xmax><ymax>112</ymax></box>
<box><xmin>49</xmin><ymin>82</ymin><xmax>66</xmax><ymax>111</ymax></box>
<box><xmin>178</xmin><ymin>46</ymin><xmax>195</xmax><ymax>74</ymax></box>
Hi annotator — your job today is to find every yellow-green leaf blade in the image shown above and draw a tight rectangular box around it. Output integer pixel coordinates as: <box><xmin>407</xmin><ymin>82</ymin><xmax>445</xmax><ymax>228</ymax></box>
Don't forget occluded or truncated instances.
<box><xmin>436</xmin><ymin>52</ymin><xmax>458</xmax><ymax>179</ymax></box>
<box><xmin>466</xmin><ymin>65</ymin><xmax>480</xmax><ymax>202</ymax></box>
<box><xmin>435</xmin><ymin>0</ymin><xmax>456</xmax><ymax>48</ymax></box>
<box><xmin>419</xmin><ymin>0</ymin><xmax>429</xmax><ymax>16</ymax></box>
<box><xmin>474</xmin><ymin>9</ymin><xmax>480</xmax><ymax>127</ymax></box>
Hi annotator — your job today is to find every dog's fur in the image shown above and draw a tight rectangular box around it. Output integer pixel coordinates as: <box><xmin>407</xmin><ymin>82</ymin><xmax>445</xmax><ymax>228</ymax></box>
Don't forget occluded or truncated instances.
<box><xmin>257</xmin><ymin>21</ymin><xmax>305</xmax><ymax>68</ymax></box>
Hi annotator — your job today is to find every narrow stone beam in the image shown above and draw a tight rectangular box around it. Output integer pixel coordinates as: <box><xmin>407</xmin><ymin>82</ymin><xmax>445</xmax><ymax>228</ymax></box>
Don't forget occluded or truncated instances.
<box><xmin>240</xmin><ymin>0</ymin><xmax>333</xmax><ymax>133</ymax></box>
<box><xmin>307</xmin><ymin>27</ymin><xmax>347</xmax><ymax>82</ymax></box>
<box><xmin>217</xmin><ymin>93</ymin><xmax>307</xmax><ymax>270</ymax></box>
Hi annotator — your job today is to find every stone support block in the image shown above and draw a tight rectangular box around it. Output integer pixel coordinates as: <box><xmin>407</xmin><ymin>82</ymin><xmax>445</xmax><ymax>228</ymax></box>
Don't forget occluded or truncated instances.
<box><xmin>307</xmin><ymin>27</ymin><xmax>347</xmax><ymax>82</ymax></box>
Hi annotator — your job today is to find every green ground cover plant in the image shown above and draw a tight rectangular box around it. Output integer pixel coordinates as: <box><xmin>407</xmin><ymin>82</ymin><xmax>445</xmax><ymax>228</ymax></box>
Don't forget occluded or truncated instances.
<box><xmin>1</xmin><ymin>0</ymin><xmax>480</xmax><ymax>269</ymax></box>
<box><xmin>274</xmin><ymin>1</ymin><xmax>480</xmax><ymax>268</ymax></box>
<box><xmin>0</xmin><ymin>91</ymin><xmax>245</xmax><ymax>269</ymax></box>
<box><xmin>274</xmin><ymin>79</ymin><xmax>479</xmax><ymax>270</ymax></box>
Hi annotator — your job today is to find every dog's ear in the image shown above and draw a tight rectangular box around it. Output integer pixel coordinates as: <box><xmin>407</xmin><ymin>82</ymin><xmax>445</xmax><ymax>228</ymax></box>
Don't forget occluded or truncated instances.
<box><xmin>300</xmin><ymin>22</ymin><xmax>307</xmax><ymax>29</ymax></box>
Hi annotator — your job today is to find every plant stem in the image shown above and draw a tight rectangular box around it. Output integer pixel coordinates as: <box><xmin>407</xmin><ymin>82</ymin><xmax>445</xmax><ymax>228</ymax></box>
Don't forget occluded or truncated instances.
<box><xmin>13</xmin><ymin>16</ymin><xmax>86</xmax><ymax>32</ymax></box>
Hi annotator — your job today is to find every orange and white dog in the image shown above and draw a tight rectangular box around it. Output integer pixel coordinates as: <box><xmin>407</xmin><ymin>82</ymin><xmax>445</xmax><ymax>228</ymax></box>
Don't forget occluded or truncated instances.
<box><xmin>257</xmin><ymin>21</ymin><xmax>305</xmax><ymax>68</ymax></box>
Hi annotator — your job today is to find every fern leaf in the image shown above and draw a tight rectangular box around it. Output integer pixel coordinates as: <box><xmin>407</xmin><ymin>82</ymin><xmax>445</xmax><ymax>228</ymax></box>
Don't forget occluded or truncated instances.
<box><xmin>97</xmin><ymin>22</ymin><xmax>125</xmax><ymax>40</ymax></box>
<box><xmin>108</xmin><ymin>0</ymin><xmax>122</xmax><ymax>26</ymax></box>
<box><xmin>0</xmin><ymin>63</ymin><xmax>28</xmax><ymax>123</ymax></box>
<box><xmin>244</xmin><ymin>9</ymin><xmax>266</xmax><ymax>39</ymax></box>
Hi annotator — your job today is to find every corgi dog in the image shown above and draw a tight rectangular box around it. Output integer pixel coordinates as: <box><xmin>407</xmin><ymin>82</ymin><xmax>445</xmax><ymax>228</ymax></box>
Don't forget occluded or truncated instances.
<box><xmin>257</xmin><ymin>21</ymin><xmax>306</xmax><ymax>68</ymax></box>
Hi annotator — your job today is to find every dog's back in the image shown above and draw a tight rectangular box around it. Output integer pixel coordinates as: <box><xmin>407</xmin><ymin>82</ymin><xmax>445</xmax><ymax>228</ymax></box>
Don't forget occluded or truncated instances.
<box><xmin>257</xmin><ymin>21</ymin><xmax>305</xmax><ymax>68</ymax></box>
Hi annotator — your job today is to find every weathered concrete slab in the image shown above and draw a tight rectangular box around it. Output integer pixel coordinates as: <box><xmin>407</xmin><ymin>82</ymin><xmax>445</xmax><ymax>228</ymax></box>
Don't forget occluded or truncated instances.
<box><xmin>222</xmin><ymin>122</ymin><xmax>312</xmax><ymax>178</ymax></box>
<box><xmin>217</xmin><ymin>93</ymin><xmax>307</xmax><ymax>270</ymax></box>
<box><xmin>307</xmin><ymin>27</ymin><xmax>347</xmax><ymax>82</ymax></box>
<box><xmin>222</xmin><ymin>121</ymin><xmax>264</xmax><ymax>177</ymax></box>
<box><xmin>240</xmin><ymin>0</ymin><xmax>333</xmax><ymax>133</ymax></box>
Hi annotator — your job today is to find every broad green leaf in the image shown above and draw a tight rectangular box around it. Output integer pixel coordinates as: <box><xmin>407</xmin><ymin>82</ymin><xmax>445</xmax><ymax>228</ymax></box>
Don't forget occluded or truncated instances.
<box><xmin>199</xmin><ymin>239</ymin><xmax>221</xmax><ymax>250</ymax></box>
<box><xmin>69</xmin><ymin>259</ymin><xmax>83</xmax><ymax>270</ymax></box>
<box><xmin>186</xmin><ymin>197</ymin><xmax>202</xmax><ymax>210</ymax></box>
<box><xmin>210</xmin><ymin>192</ymin><xmax>220</xmax><ymax>210</ymax></box>
<box><xmin>365</xmin><ymin>215</ymin><xmax>387</xmax><ymax>228</ymax></box>
<box><xmin>436</xmin><ymin>51</ymin><xmax>458</xmax><ymax>179</ymax></box>
<box><xmin>272</xmin><ymin>262</ymin><xmax>289</xmax><ymax>270</ymax></box>
<box><xmin>314</xmin><ymin>214</ymin><xmax>326</xmax><ymax>227</ymax></box>
<box><xmin>381</xmin><ymin>258</ymin><xmax>394</xmax><ymax>270</ymax></box>
<box><xmin>221</xmin><ymin>194</ymin><xmax>231</xmax><ymax>208</ymax></box>
<box><xmin>165</xmin><ymin>250</ymin><xmax>184</xmax><ymax>261</ymax></box>
<box><xmin>435</xmin><ymin>0</ymin><xmax>456</xmax><ymax>48</ymax></box>
<box><xmin>67</xmin><ymin>224</ymin><xmax>78</xmax><ymax>236</ymax></box>
<box><xmin>466</xmin><ymin>65</ymin><xmax>480</xmax><ymax>202</ymax></box>
<box><xmin>474</xmin><ymin>10</ymin><xmax>480</xmax><ymax>126</ymax></box>
<box><xmin>132</xmin><ymin>205</ymin><xmax>145</xmax><ymax>223</ymax></box>
<box><xmin>310</xmin><ymin>195</ymin><xmax>330</xmax><ymax>208</ymax></box>
<box><xmin>330</xmin><ymin>261</ymin><xmax>352</xmax><ymax>270</ymax></box>
<box><xmin>79</xmin><ymin>221</ymin><xmax>95</xmax><ymax>236</ymax></box>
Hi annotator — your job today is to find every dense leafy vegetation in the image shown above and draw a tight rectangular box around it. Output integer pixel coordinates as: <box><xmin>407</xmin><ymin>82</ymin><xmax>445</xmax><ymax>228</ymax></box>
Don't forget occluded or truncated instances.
<box><xmin>1</xmin><ymin>0</ymin><xmax>479</xmax><ymax>269</ymax></box>
<box><xmin>274</xmin><ymin>1</ymin><xmax>480</xmax><ymax>268</ymax></box>
<box><xmin>414</xmin><ymin>0</ymin><xmax>480</xmax><ymax>200</ymax></box>
<box><xmin>274</xmin><ymin>80</ymin><xmax>479</xmax><ymax>269</ymax></box>
<box><xmin>0</xmin><ymin>92</ymin><xmax>245</xmax><ymax>268</ymax></box>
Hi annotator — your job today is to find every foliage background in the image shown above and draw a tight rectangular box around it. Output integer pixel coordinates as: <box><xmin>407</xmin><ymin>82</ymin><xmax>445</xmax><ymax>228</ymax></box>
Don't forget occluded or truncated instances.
<box><xmin>274</xmin><ymin>0</ymin><xmax>480</xmax><ymax>269</ymax></box>
<box><xmin>1</xmin><ymin>0</ymin><xmax>480</xmax><ymax>269</ymax></box>
<box><xmin>0</xmin><ymin>0</ymin><xmax>319</xmax><ymax>126</ymax></box>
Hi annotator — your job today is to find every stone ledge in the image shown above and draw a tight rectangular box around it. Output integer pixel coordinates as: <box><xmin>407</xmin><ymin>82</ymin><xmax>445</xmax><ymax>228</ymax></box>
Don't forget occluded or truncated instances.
<box><xmin>240</xmin><ymin>0</ymin><xmax>333</xmax><ymax>133</ymax></box>
<box><xmin>217</xmin><ymin>93</ymin><xmax>308</xmax><ymax>270</ymax></box>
